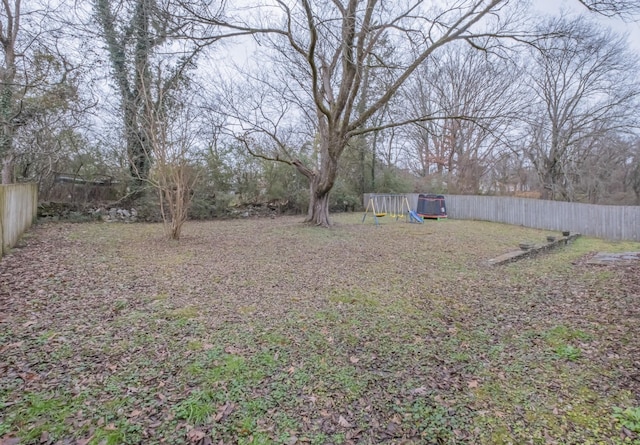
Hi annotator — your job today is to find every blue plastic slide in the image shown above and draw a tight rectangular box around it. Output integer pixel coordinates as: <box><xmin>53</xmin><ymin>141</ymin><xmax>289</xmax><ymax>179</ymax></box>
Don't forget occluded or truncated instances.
<box><xmin>408</xmin><ymin>210</ymin><xmax>424</xmax><ymax>224</ymax></box>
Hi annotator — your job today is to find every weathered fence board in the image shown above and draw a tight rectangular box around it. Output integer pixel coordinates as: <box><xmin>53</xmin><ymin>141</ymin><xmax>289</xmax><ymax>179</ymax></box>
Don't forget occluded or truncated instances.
<box><xmin>1</xmin><ymin>183</ymin><xmax>38</xmax><ymax>257</ymax></box>
<box><xmin>363</xmin><ymin>193</ymin><xmax>640</xmax><ymax>241</ymax></box>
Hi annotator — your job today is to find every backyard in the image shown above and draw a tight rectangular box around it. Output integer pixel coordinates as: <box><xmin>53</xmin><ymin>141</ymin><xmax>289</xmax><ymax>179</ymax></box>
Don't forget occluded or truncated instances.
<box><xmin>1</xmin><ymin>215</ymin><xmax>639</xmax><ymax>444</ymax></box>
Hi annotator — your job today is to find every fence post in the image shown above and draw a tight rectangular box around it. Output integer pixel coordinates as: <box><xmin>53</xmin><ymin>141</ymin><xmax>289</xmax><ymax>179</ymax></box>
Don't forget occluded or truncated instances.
<box><xmin>0</xmin><ymin>183</ymin><xmax>39</xmax><ymax>259</ymax></box>
<box><xmin>32</xmin><ymin>183</ymin><xmax>38</xmax><ymax>224</ymax></box>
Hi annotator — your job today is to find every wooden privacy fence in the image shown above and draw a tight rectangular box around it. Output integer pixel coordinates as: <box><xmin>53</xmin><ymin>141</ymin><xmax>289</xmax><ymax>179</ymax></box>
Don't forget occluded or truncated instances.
<box><xmin>363</xmin><ymin>193</ymin><xmax>640</xmax><ymax>241</ymax></box>
<box><xmin>1</xmin><ymin>183</ymin><xmax>38</xmax><ymax>258</ymax></box>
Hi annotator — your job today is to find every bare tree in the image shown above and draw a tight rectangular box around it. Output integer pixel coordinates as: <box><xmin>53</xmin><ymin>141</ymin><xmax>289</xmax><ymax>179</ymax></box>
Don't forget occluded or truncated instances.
<box><xmin>195</xmin><ymin>1</ymin><xmax>534</xmax><ymax>225</ymax></box>
<box><xmin>485</xmin><ymin>150</ymin><xmax>538</xmax><ymax>196</ymax></box>
<box><xmin>402</xmin><ymin>42</ymin><xmax>524</xmax><ymax>194</ymax></box>
<box><xmin>0</xmin><ymin>0</ymin><xmax>20</xmax><ymax>183</ymax></box>
<box><xmin>523</xmin><ymin>17</ymin><xmax>640</xmax><ymax>201</ymax></box>
<box><xmin>146</xmin><ymin>99</ymin><xmax>200</xmax><ymax>240</ymax></box>
<box><xmin>183</xmin><ymin>0</ymin><xmax>633</xmax><ymax>226</ymax></box>
<box><xmin>189</xmin><ymin>0</ymin><xmax>640</xmax><ymax>226</ymax></box>
<box><xmin>576</xmin><ymin>0</ymin><xmax>640</xmax><ymax>17</ymax></box>
<box><xmin>12</xmin><ymin>50</ymin><xmax>91</xmax><ymax>192</ymax></box>
<box><xmin>1</xmin><ymin>0</ymin><xmax>87</xmax><ymax>184</ymax></box>
<box><xmin>93</xmin><ymin>0</ymin><xmax>207</xmax><ymax>195</ymax></box>
<box><xmin>632</xmin><ymin>141</ymin><xmax>640</xmax><ymax>204</ymax></box>
<box><xmin>574</xmin><ymin>134</ymin><xmax>637</xmax><ymax>203</ymax></box>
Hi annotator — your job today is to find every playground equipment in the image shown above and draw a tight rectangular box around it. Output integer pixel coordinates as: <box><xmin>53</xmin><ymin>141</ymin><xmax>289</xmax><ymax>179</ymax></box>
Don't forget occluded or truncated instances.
<box><xmin>362</xmin><ymin>194</ymin><xmax>416</xmax><ymax>225</ymax></box>
<box><xmin>417</xmin><ymin>194</ymin><xmax>447</xmax><ymax>219</ymax></box>
<box><xmin>408</xmin><ymin>210</ymin><xmax>424</xmax><ymax>223</ymax></box>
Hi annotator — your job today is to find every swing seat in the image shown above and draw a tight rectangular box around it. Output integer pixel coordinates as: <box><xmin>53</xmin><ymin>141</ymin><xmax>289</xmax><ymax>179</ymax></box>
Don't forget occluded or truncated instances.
<box><xmin>375</xmin><ymin>213</ymin><xmax>386</xmax><ymax>217</ymax></box>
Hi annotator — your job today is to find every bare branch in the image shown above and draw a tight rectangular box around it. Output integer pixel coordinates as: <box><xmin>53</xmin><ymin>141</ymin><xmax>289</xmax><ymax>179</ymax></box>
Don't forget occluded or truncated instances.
<box><xmin>576</xmin><ymin>0</ymin><xmax>640</xmax><ymax>18</ymax></box>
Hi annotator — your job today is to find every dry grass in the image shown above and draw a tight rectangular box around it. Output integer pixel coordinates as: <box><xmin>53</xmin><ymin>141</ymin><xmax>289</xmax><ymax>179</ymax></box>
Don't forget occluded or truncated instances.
<box><xmin>1</xmin><ymin>214</ymin><xmax>639</xmax><ymax>444</ymax></box>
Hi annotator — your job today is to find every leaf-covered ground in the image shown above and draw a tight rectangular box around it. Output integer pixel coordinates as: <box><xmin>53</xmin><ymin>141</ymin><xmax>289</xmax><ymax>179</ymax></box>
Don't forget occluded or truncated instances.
<box><xmin>1</xmin><ymin>215</ymin><xmax>639</xmax><ymax>445</ymax></box>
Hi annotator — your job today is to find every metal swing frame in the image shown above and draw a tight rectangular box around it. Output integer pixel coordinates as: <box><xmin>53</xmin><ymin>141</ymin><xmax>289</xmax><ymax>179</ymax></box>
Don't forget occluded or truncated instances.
<box><xmin>362</xmin><ymin>194</ymin><xmax>412</xmax><ymax>226</ymax></box>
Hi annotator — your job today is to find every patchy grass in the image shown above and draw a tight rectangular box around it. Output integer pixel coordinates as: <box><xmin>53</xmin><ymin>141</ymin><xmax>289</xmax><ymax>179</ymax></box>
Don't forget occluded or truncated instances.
<box><xmin>1</xmin><ymin>214</ymin><xmax>639</xmax><ymax>444</ymax></box>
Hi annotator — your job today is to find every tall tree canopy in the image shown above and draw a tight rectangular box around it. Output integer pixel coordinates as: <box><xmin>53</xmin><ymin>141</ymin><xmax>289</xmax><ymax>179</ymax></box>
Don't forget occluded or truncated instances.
<box><xmin>185</xmin><ymin>0</ymin><xmax>640</xmax><ymax>225</ymax></box>
<box><xmin>93</xmin><ymin>0</ymin><xmax>203</xmax><ymax>192</ymax></box>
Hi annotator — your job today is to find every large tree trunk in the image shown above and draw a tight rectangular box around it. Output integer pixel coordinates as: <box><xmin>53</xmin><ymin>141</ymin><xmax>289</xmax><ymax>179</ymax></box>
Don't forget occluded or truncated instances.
<box><xmin>294</xmin><ymin>145</ymin><xmax>340</xmax><ymax>227</ymax></box>
<box><xmin>124</xmin><ymin>104</ymin><xmax>150</xmax><ymax>192</ymax></box>
<box><xmin>541</xmin><ymin>169</ymin><xmax>555</xmax><ymax>200</ymax></box>
<box><xmin>96</xmin><ymin>0</ymin><xmax>152</xmax><ymax>192</ymax></box>
<box><xmin>304</xmin><ymin>171</ymin><xmax>335</xmax><ymax>227</ymax></box>
<box><xmin>307</xmin><ymin>186</ymin><xmax>331</xmax><ymax>226</ymax></box>
<box><xmin>307</xmin><ymin>140</ymin><xmax>340</xmax><ymax>226</ymax></box>
<box><xmin>541</xmin><ymin>156</ymin><xmax>565</xmax><ymax>201</ymax></box>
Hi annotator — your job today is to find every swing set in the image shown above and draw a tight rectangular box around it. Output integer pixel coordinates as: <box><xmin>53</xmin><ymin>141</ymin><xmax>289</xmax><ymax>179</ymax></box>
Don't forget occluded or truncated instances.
<box><xmin>362</xmin><ymin>194</ymin><xmax>414</xmax><ymax>225</ymax></box>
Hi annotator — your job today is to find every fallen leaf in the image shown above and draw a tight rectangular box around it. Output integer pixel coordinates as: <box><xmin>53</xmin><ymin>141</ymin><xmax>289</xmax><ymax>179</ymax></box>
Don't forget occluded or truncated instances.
<box><xmin>214</xmin><ymin>402</ymin><xmax>235</xmax><ymax>422</ymax></box>
<box><xmin>385</xmin><ymin>422</ymin><xmax>398</xmax><ymax>435</ymax></box>
<box><xmin>187</xmin><ymin>429</ymin><xmax>206</xmax><ymax>443</ymax></box>
<box><xmin>410</xmin><ymin>386</ymin><xmax>428</xmax><ymax>396</ymax></box>
<box><xmin>337</xmin><ymin>415</ymin><xmax>352</xmax><ymax>428</ymax></box>
<box><xmin>0</xmin><ymin>342</ymin><xmax>23</xmax><ymax>354</ymax></box>
<box><xmin>467</xmin><ymin>380</ymin><xmax>479</xmax><ymax>389</ymax></box>
<box><xmin>0</xmin><ymin>438</ymin><xmax>21</xmax><ymax>445</ymax></box>
<box><xmin>224</xmin><ymin>345</ymin><xmax>242</xmax><ymax>355</ymax></box>
<box><xmin>18</xmin><ymin>371</ymin><xmax>39</xmax><ymax>382</ymax></box>
<box><xmin>349</xmin><ymin>356</ymin><xmax>359</xmax><ymax>364</ymax></box>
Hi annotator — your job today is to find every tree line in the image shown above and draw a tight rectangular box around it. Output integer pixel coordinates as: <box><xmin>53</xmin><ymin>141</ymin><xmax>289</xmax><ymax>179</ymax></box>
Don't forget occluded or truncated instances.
<box><xmin>2</xmin><ymin>0</ymin><xmax>640</xmax><ymax>235</ymax></box>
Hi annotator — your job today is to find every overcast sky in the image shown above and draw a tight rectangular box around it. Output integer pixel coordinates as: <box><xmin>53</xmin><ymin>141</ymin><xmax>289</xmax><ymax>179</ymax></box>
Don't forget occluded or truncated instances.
<box><xmin>535</xmin><ymin>0</ymin><xmax>640</xmax><ymax>50</ymax></box>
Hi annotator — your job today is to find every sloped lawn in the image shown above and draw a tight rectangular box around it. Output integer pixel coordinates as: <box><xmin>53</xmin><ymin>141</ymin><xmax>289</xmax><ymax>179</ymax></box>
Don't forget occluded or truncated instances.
<box><xmin>1</xmin><ymin>215</ymin><xmax>639</xmax><ymax>444</ymax></box>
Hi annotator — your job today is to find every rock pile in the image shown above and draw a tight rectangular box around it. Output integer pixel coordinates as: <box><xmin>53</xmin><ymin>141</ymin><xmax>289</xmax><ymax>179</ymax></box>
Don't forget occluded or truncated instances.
<box><xmin>98</xmin><ymin>207</ymin><xmax>138</xmax><ymax>223</ymax></box>
<box><xmin>38</xmin><ymin>202</ymin><xmax>139</xmax><ymax>223</ymax></box>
